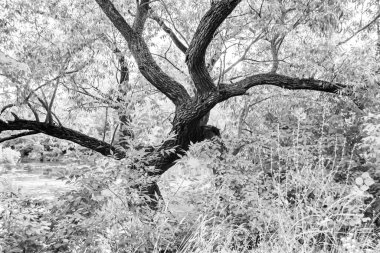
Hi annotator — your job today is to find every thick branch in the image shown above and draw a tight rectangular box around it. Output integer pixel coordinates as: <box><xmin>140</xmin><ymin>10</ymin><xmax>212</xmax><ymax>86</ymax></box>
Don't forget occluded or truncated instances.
<box><xmin>0</xmin><ymin>119</ymin><xmax>122</xmax><ymax>158</ymax></box>
<box><xmin>219</xmin><ymin>73</ymin><xmax>346</xmax><ymax>99</ymax></box>
<box><xmin>95</xmin><ymin>0</ymin><xmax>190</xmax><ymax>105</ymax></box>
<box><xmin>0</xmin><ymin>118</ymin><xmax>198</xmax><ymax>180</ymax></box>
<box><xmin>0</xmin><ymin>117</ymin><xmax>179</xmax><ymax>177</ymax></box>
<box><xmin>186</xmin><ymin>0</ymin><xmax>242</xmax><ymax>94</ymax></box>
<box><xmin>133</xmin><ymin>0</ymin><xmax>150</xmax><ymax>34</ymax></box>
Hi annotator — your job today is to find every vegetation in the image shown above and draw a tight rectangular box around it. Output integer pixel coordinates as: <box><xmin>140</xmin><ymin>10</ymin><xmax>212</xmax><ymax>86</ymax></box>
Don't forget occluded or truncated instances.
<box><xmin>1</xmin><ymin>0</ymin><xmax>380</xmax><ymax>252</ymax></box>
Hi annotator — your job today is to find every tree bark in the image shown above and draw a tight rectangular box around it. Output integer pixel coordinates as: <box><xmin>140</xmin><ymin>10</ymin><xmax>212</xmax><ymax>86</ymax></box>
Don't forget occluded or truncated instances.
<box><xmin>0</xmin><ymin>119</ymin><xmax>120</xmax><ymax>157</ymax></box>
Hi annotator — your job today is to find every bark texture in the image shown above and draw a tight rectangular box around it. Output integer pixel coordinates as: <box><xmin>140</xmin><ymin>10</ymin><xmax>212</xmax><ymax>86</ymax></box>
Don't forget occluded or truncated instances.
<box><xmin>0</xmin><ymin>119</ymin><xmax>120</xmax><ymax>157</ymax></box>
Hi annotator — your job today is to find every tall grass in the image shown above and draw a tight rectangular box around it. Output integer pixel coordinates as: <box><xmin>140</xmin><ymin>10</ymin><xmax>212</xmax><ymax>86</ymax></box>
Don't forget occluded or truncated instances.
<box><xmin>155</xmin><ymin>130</ymin><xmax>379</xmax><ymax>253</ymax></box>
<box><xmin>2</xmin><ymin>125</ymin><xmax>379</xmax><ymax>252</ymax></box>
<box><xmin>165</xmin><ymin>166</ymin><xmax>378</xmax><ymax>252</ymax></box>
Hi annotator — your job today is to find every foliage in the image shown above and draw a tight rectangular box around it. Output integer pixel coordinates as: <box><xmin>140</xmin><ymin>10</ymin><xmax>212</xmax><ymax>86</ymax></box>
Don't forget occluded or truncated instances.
<box><xmin>159</xmin><ymin>137</ymin><xmax>380</xmax><ymax>253</ymax></box>
<box><xmin>1</xmin><ymin>127</ymin><xmax>380</xmax><ymax>252</ymax></box>
<box><xmin>362</xmin><ymin>112</ymin><xmax>380</xmax><ymax>166</ymax></box>
<box><xmin>1</xmin><ymin>146</ymin><xmax>174</xmax><ymax>252</ymax></box>
<box><xmin>0</xmin><ymin>195</ymin><xmax>51</xmax><ymax>253</ymax></box>
<box><xmin>1</xmin><ymin>0</ymin><xmax>380</xmax><ymax>252</ymax></box>
<box><xmin>0</xmin><ymin>146</ymin><xmax>20</xmax><ymax>165</ymax></box>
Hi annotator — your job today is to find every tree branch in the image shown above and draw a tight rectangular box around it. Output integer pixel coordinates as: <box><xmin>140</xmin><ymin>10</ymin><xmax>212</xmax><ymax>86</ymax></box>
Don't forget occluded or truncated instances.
<box><xmin>214</xmin><ymin>31</ymin><xmax>263</xmax><ymax>80</ymax></box>
<box><xmin>0</xmin><ymin>131</ymin><xmax>39</xmax><ymax>143</ymax></box>
<box><xmin>186</xmin><ymin>0</ymin><xmax>242</xmax><ymax>94</ymax></box>
<box><xmin>133</xmin><ymin>0</ymin><xmax>150</xmax><ymax>34</ymax></box>
<box><xmin>150</xmin><ymin>13</ymin><xmax>188</xmax><ymax>54</ymax></box>
<box><xmin>159</xmin><ymin>0</ymin><xmax>190</xmax><ymax>46</ymax></box>
<box><xmin>338</xmin><ymin>12</ymin><xmax>380</xmax><ymax>46</ymax></box>
<box><xmin>0</xmin><ymin>119</ymin><xmax>122</xmax><ymax>158</ymax></box>
<box><xmin>1</xmin><ymin>104</ymin><xmax>15</xmax><ymax>115</ymax></box>
<box><xmin>0</xmin><ymin>117</ymin><xmax>185</xmax><ymax>179</ymax></box>
<box><xmin>27</xmin><ymin>102</ymin><xmax>40</xmax><ymax>122</ymax></box>
<box><xmin>152</xmin><ymin>52</ymin><xmax>187</xmax><ymax>76</ymax></box>
<box><xmin>95</xmin><ymin>0</ymin><xmax>190</xmax><ymax>106</ymax></box>
<box><xmin>269</xmin><ymin>34</ymin><xmax>285</xmax><ymax>73</ymax></box>
<box><xmin>219</xmin><ymin>73</ymin><xmax>346</xmax><ymax>99</ymax></box>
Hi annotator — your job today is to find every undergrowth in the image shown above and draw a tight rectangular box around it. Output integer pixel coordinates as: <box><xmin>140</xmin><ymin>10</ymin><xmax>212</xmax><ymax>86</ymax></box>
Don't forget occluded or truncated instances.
<box><xmin>1</xmin><ymin>137</ymin><xmax>380</xmax><ymax>252</ymax></box>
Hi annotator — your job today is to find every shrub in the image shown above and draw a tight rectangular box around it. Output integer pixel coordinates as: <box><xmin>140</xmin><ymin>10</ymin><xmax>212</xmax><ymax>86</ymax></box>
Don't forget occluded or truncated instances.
<box><xmin>158</xmin><ymin>139</ymin><xmax>380</xmax><ymax>253</ymax></box>
<box><xmin>0</xmin><ymin>146</ymin><xmax>21</xmax><ymax>165</ymax></box>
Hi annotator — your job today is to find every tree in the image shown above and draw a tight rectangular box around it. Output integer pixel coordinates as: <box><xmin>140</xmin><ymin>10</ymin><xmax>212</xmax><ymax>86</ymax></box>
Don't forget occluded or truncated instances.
<box><xmin>0</xmin><ymin>0</ymin><xmax>377</xmax><ymax>207</ymax></box>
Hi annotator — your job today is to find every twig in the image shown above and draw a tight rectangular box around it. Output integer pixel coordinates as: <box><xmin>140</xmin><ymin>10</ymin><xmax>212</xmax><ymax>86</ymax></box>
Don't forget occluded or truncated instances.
<box><xmin>338</xmin><ymin>12</ymin><xmax>380</xmax><ymax>46</ymax></box>
<box><xmin>0</xmin><ymin>131</ymin><xmax>39</xmax><ymax>143</ymax></box>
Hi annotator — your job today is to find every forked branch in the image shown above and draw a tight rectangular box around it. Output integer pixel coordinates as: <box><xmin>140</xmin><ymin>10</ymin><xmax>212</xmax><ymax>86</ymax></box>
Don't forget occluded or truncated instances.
<box><xmin>95</xmin><ymin>0</ymin><xmax>190</xmax><ymax>106</ymax></box>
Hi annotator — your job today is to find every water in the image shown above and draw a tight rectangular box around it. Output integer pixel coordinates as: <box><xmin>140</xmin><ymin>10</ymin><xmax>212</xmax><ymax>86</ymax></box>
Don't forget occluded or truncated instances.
<box><xmin>0</xmin><ymin>162</ymin><xmax>72</xmax><ymax>200</ymax></box>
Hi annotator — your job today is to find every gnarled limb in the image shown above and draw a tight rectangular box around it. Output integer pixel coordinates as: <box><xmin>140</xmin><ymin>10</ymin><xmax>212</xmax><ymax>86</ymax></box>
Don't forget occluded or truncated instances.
<box><xmin>219</xmin><ymin>73</ymin><xmax>346</xmax><ymax>100</ymax></box>
<box><xmin>186</xmin><ymin>0</ymin><xmax>241</xmax><ymax>94</ymax></box>
<box><xmin>0</xmin><ymin>119</ymin><xmax>121</xmax><ymax>158</ymax></box>
<box><xmin>95</xmin><ymin>0</ymin><xmax>190</xmax><ymax>106</ymax></box>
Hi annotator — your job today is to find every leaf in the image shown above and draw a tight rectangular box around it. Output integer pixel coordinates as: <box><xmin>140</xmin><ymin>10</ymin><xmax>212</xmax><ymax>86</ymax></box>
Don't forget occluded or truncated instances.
<box><xmin>0</xmin><ymin>51</ymin><xmax>30</xmax><ymax>73</ymax></box>
<box><xmin>355</xmin><ymin>177</ymin><xmax>363</xmax><ymax>186</ymax></box>
<box><xmin>187</xmin><ymin>157</ymin><xmax>201</xmax><ymax>169</ymax></box>
<box><xmin>360</xmin><ymin>185</ymin><xmax>369</xmax><ymax>192</ymax></box>
<box><xmin>364</xmin><ymin>178</ymin><xmax>375</xmax><ymax>186</ymax></box>
<box><xmin>361</xmin><ymin>172</ymin><xmax>370</xmax><ymax>179</ymax></box>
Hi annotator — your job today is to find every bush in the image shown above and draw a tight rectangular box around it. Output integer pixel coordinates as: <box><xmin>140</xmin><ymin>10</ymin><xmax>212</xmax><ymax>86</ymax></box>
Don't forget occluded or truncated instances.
<box><xmin>0</xmin><ymin>147</ymin><xmax>21</xmax><ymax>165</ymax></box>
<box><xmin>1</xmin><ymin>129</ymin><xmax>380</xmax><ymax>252</ymax></box>
<box><xmin>0</xmin><ymin>193</ymin><xmax>51</xmax><ymax>253</ymax></box>
<box><xmin>158</xmin><ymin>139</ymin><xmax>380</xmax><ymax>253</ymax></box>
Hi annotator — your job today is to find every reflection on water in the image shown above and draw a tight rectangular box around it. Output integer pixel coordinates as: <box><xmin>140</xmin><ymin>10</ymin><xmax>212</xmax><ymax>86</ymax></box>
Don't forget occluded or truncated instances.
<box><xmin>0</xmin><ymin>162</ymin><xmax>72</xmax><ymax>199</ymax></box>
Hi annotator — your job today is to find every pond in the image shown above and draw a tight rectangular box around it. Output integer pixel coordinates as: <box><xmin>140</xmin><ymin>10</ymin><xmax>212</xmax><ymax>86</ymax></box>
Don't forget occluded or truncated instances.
<box><xmin>0</xmin><ymin>162</ymin><xmax>72</xmax><ymax>200</ymax></box>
